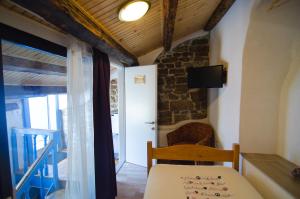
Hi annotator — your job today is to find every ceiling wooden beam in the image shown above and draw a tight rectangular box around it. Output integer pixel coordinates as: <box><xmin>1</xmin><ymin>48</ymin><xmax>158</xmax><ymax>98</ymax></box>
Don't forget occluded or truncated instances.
<box><xmin>163</xmin><ymin>0</ymin><xmax>179</xmax><ymax>51</ymax></box>
<box><xmin>10</xmin><ymin>0</ymin><xmax>138</xmax><ymax>66</ymax></box>
<box><xmin>204</xmin><ymin>0</ymin><xmax>236</xmax><ymax>31</ymax></box>
<box><xmin>3</xmin><ymin>55</ymin><xmax>66</xmax><ymax>76</ymax></box>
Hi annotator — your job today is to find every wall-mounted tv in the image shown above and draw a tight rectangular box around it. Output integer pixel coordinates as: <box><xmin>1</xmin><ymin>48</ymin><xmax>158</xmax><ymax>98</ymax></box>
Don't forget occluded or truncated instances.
<box><xmin>187</xmin><ymin>65</ymin><xmax>225</xmax><ymax>88</ymax></box>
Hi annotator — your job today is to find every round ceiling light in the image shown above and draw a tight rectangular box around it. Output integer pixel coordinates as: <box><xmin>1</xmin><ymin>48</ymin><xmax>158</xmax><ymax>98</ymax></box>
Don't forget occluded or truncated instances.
<box><xmin>118</xmin><ymin>0</ymin><xmax>151</xmax><ymax>22</ymax></box>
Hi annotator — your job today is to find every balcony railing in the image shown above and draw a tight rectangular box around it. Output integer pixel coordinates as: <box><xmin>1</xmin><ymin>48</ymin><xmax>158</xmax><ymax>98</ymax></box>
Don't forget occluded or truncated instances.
<box><xmin>11</xmin><ymin>128</ymin><xmax>61</xmax><ymax>199</ymax></box>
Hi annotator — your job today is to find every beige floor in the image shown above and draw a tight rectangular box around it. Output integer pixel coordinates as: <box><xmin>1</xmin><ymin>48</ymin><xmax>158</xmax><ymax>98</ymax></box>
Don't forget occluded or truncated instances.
<box><xmin>116</xmin><ymin>162</ymin><xmax>147</xmax><ymax>199</ymax></box>
<box><xmin>48</xmin><ymin>161</ymin><xmax>147</xmax><ymax>199</ymax></box>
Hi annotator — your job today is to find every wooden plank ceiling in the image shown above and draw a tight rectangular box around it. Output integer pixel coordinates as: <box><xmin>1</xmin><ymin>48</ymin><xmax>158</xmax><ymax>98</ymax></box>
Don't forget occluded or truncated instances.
<box><xmin>2</xmin><ymin>40</ymin><xmax>67</xmax><ymax>86</ymax></box>
<box><xmin>1</xmin><ymin>39</ymin><xmax>116</xmax><ymax>86</ymax></box>
<box><xmin>76</xmin><ymin>0</ymin><xmax>221</xmax><ymax>56</ymax></box>
<box><xmin>2</xmin><ymin>0</ymin><xmax>236</xmax><ymax>60</ymax></box>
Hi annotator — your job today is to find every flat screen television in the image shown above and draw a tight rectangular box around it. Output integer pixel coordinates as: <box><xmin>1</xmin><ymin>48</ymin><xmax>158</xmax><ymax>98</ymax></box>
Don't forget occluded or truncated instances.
<box><xmin>187</xmin><ymin>65</ymin><xmax>225</xmax><ymax>88</ymax></box>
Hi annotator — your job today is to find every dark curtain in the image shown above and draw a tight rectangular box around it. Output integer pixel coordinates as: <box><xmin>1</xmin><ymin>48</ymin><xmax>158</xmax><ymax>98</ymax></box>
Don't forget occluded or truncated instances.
<box><xmin>93</xmin><ymin>48</ymin><xmax>117</xmax><ymax>199</ymax></box>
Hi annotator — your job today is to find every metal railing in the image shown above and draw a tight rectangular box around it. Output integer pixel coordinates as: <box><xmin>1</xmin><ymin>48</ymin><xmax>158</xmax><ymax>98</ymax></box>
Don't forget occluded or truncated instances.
<box><xmin>11</xmin><ymin>128</ymin><xmax>60</xmax><ymax>199</ymax></box>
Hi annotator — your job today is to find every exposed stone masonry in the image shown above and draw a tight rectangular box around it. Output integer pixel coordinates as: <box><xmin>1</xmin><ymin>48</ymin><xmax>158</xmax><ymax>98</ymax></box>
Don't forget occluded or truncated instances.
<box><xmin>155</xmin><ymin>36</ymin><xmax>209</xmax><ymax>125</ymax></box>
<box><xmin>110</xmin><ymin>78</ymin><xmax>118</xmax><ymax>114</ymax></box>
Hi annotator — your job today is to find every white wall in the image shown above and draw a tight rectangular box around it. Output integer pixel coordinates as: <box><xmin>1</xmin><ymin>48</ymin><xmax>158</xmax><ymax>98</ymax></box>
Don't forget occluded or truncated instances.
<box><xmin>239</xmin><ymin>0</ymin><xmax>300</xmax><ymax>160</ymax></box>
<box><xmin>209</xmin><ymin>0</ymin><xmax>300</xmax><ymax>165</ymax></box>
<box><xmin>208</xmin><ymin>0</ymin><xmax>254</xmax><ymax>150</ymax></box>
<box><xmin>138</xmin><ymin>47</ymin><xmax>163</xmax><ymax>66</ymax></box>
<box><xmin>277</xmin><ymin>40</ymin><xmax>300</xmax><ymax>165</ymax></box>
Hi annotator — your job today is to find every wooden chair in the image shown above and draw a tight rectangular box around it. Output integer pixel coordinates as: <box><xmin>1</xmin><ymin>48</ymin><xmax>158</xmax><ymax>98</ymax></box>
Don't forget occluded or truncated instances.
<box><xmin>167</xmin><ymin>122</ymin><xmax>214</xmax><ymax>147</ymax></box>
<box><xmin>147</xmin><ymin>141</ymin><xmax>240</xmax><ymax>175</ymax></box>
<box><xmin>165</xmin><ymin>122</ymin><xmax>215</xmax><ymax>165</ymax></box>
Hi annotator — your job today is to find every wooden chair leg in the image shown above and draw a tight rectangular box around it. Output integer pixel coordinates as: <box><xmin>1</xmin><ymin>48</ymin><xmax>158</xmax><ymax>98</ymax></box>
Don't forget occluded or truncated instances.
<box><xmin>232</xmin><ymin>143</ymin><xmax>240</xmax><ymax>171</ymax></box>
<box><xmin>147</xmin><ymin>141</ymin><xmax>153</xmax><ymax>176</ymax></box>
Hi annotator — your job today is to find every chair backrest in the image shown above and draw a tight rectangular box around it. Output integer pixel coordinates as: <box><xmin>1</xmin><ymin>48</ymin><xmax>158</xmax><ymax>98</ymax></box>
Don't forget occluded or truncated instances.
<box><xmin>147</xmin><ymin>141</ymin><xmax>240</xmax><ymax>175</ymax></box>
<box><xmin>167</xmin><ymin>122</ymin><xmax>214</xmax><ymax>146</ymax></box>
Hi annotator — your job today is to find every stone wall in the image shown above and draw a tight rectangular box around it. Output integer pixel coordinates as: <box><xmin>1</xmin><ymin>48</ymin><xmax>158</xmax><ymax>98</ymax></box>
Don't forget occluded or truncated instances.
<box><xmin>155</xmin><ymin>36</ymin><xmax>209</xmax><ymax>125</ymax></box>
<box><xmin>110</xmin><ymin>78</ymin><xmax>118</xmax><ymax>114</ymax></box>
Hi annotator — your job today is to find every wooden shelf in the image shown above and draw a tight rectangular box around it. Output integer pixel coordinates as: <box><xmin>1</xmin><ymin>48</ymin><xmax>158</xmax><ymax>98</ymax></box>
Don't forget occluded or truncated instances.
<box><xmin>242</xmin><ymin>153</ymin><xmax>300</xmax><ymax>198</ymax></box>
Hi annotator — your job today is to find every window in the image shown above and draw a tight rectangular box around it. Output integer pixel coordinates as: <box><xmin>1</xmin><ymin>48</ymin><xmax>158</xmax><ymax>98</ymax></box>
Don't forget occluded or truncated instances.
<box><xmin>0</xmin><ymin>23</ymin><xmax>67</xmax><ymax>199</ymax></box>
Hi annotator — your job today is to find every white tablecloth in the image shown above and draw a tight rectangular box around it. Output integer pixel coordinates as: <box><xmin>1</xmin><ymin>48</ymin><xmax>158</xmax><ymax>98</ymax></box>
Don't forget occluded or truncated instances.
<box><xmin>144</xmin><ymin>164</ymin><xmax>262</xmax><ymax>199</ymax></box>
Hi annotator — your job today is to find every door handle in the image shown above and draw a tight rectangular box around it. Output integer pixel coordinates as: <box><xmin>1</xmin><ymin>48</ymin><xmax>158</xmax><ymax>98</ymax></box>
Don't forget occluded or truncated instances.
<box><xmin>145</xmin><ymin>121</ymin><xmax>155</xmax><ymax>124</ymax></box>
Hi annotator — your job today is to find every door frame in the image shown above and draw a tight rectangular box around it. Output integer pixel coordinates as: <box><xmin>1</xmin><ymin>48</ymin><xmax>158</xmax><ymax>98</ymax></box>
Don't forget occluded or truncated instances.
<box><xmin>111</xmin><ymin>62</ymin><xmax>126</xmax><ymax>172</ymax></box>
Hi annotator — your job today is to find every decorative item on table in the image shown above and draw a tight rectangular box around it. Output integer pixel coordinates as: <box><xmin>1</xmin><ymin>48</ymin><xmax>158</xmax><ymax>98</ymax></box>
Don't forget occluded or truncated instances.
<box><xmin>291</xmin><ymin>167</ymin><xmax>300</xmax><ymax>179</ymax></box>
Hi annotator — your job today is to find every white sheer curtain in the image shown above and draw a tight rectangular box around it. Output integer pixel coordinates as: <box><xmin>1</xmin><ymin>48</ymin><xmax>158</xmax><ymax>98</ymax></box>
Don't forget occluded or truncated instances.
<box><xmin>65</xmin><ymin>40</ymin><xmax>95</xmax><ymax>199</ymax></box>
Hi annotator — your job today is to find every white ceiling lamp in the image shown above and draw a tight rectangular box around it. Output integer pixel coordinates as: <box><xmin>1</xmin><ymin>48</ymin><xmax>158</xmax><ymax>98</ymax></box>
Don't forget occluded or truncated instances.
<box><xmin>118</xmin><ymin>0</ymin><xmax>151</xmax><ymax>22</ymax></box>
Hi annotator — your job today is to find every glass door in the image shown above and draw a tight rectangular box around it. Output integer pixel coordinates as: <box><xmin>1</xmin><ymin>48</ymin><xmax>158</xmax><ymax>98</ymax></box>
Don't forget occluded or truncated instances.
<box><xmin>0</xmin><ymin>24</ymin><xmax>68</xmax><ymax>199</ymax></box>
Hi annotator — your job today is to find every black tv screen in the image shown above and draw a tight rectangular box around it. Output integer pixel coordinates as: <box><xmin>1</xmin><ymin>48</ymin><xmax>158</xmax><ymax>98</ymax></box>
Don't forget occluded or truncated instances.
<box><xmin>187</xmin><ymin>65</ymin><xmax>224</xmax><ymax>88</ymax></box>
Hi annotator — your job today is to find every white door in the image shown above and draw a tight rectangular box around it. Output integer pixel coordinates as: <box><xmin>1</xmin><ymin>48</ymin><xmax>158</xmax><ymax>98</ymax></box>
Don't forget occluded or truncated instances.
<box><xmin>125</xmin><ymin>65</ymin><xmax>157</xmax><ymax>167</ymax></box>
